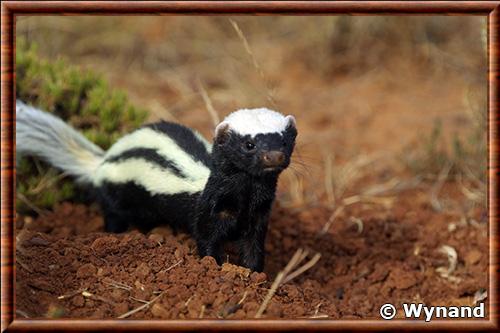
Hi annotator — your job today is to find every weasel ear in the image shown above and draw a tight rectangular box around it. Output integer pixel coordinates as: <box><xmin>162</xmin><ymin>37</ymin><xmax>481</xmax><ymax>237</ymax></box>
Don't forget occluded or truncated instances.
<box><xmin>285</xmin><ymin>115</ymin><xmax>296</xmax><ymax>129</ymax></box>
<box><xmin>215</xmin><ymin>121</ymin><xmax>230</xmax><ymax>144</ymax></box>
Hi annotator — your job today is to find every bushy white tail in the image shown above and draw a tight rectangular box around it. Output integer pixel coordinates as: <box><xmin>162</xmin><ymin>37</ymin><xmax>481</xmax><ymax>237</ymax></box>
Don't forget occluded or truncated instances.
<box><xmin>16</xmin><ymin>100</ymin><xmax>105</xmax><ymax>183</ymax></box>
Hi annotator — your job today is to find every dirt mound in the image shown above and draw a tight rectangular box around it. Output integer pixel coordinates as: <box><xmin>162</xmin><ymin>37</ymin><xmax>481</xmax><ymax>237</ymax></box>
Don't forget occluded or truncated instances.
<box><xmin>16</xmin><ymin>191</ymin><xmax>488</xmax><ymax>319</ymax></box>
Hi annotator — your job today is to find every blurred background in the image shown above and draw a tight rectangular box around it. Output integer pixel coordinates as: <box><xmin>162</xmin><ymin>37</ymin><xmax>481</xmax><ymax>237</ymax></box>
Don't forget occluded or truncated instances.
<box><xmin>15</xmin><ymin>16</ymin><xmax>487</xmax><ymax>212</ymax></box>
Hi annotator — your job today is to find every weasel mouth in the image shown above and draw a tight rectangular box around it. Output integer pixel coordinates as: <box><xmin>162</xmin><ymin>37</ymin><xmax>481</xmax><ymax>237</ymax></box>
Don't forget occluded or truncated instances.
<box><xmin>263</xmin><ymin>166</ymin><xmax>283</xmax><ymax>172</ymax></box>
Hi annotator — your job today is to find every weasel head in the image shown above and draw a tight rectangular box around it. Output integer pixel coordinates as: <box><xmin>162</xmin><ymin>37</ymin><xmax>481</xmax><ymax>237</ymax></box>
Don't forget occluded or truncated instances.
<box><xmin>213</xmin><ymin>108</ymin><xmax>297</xmax><ymax>177</ymax></box>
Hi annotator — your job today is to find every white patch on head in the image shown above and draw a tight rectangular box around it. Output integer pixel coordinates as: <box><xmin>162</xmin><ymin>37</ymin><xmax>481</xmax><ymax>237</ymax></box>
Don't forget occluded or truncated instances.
<box><xmin>95</xmin><ymin>127</ymin><xmax>210</xmax><ymax>194</ymax></box>
<box><xmin>216</xmin><ymin>108</ymin><xmax>295</xmax><ymax>138</ymax></box>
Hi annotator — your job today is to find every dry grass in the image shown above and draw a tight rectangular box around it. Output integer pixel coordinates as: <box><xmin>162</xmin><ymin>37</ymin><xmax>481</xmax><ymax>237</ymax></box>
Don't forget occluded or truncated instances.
<box><xmin>255</xmin><ymin>248</ymin><xmax>321</xmax><ymax>318</ymax></box>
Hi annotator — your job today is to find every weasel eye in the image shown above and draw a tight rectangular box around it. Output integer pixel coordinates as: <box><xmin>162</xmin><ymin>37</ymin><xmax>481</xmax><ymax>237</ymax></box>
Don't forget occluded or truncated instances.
<box><xmin>245</xmin><ymin>141</ymin><xmax>256</xmax><ymax>151</ymax></box>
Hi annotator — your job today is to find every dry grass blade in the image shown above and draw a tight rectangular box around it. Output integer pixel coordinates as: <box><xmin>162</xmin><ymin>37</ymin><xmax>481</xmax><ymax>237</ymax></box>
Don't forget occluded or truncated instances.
<box><xmin>28</xmin><ymin>171</ymin><xmax>67</xmax><ymax>195</ymax></box>
<box><xmin>57</xmin><ymin>289</ymin><xmax>86</xmax><ymax>300</ymax></box>
<box><xmin>16</xmin><ymin>257</ymin><xmax>33</xmax><ymax>273</ymax></box>
<box><xmin>349</xmin><ymin>217</ymin><xmax>364</xmax><ymax>234</ymax></box>
<box><xmin>228</xmin><ymin>19</ymin><xmax>261</xmax><ymax>75</ymax></box>
<box><xmin>199</xmin><ymin>304</ymin><xmax>206</xmax><ymax>319</ymax></box>
<box><xmin>162</xmin><ymin>259</ymin><xmax>183</xmax><ymax>273</ymax></box>
<box><xmin>473</xmin><ymin>289</ymin><xmax>487</xmax><ymax>304</ymax></box>
<box><xmin>430</xmin><ymin>162</ymin><xmax>453</xmax><ymax>211</ymax></box>
<box><xmin>362</xmin><ymin>178</ymin><xmax>401</xmax><ymax>197</ymax></box>
<box><xmin>255</xmin><ymin>248</ymin><xmax>321</xmax><ymax>318</ymax></box>
<box><xmin>238</xmin><ymin>291</ymin><xmax>248</xmax><ymax>305</ymax></box>
<box><xmin>129</xmin><ymin>296</ymin><xmax>149</xmax><ymax>304</ymax></box>
<box><xmin>282</xmin><ymin>170</ymin><xmax>305</xmax><ymax>207</ymax></box>
<box><xmin>320</xmin><ymin>206</ymin><xmax>344</xmax><ymax>235</ymax></box>
<box><xmin>147</xmin><ymin>100</ymin><xmax>177</xmax><ymax>122</ymax></box>
<box><xmin>329</xmin><ymin>153</ymin><xmax>380</xmax><ymax>201</ymax></box>
<box><xmin>228</xmin><ymin>18</ymin><xmax>276</xmax><ymax>107</ymax></box>
<box><xmin>118</xmin><ymin>292</ymin><xmax>164</xmax><ymax>319</ymax></box>
<box><xmin>436</xmin><ymin>245</ymin><xmax>461</xmax><ymax>283</ymax></box>
<box><xmin>16</xmin><ymin>309</ymin><xmax>30</xmax><ymax>318</ymax></box>
<box><xmin>282</xmin><ymin>252</ymin><xmax>321</xmax><ymax>284</ymax></box>
<box><xmin>324</xmin><ymin>152</ymin><xmax>335</xmax><ymax>205</ymax></box>
<box><xmin>255</xmin><ymin>249</ymin><xmax>303</xmax><ymax>318</ymax></box>
<box><xmin>196</xmin><ymin>78</ymin><xmax>220</xmax><ymax>126</ymax></box>
<box><xmin>16</xmin><ymin>192</ymin><xmax>49</xmax><ymax>216</ymax></box>
<box><xmin>104</xmin><ymin>279</ymin><xmax>132</xmax><ymax>291</ymax></box>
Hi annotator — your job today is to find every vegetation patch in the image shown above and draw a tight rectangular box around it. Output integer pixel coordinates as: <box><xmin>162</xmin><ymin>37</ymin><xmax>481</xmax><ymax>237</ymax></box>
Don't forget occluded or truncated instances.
<box><xmin>16</xmin><ymin>39</ymin><xmax>148</xmax><ymax>212</ymax></box>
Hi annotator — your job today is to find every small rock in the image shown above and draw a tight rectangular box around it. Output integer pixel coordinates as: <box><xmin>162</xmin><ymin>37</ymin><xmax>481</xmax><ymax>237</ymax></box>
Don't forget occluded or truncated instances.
<box><xmin>71</xmin><ymin>295</ymin><xmax>85</xmax><ymax>307</ymax></box>
<box><xmin>151</xmin><ymin>303</ymin><xmax>169</xmax><ymax>318</ymax></box>
<box><xmin>389</xmin><ymin>267</ymin><xmax>418</xmax><ymax>290</ymax></box>
<box><xmin>221</xmin><ymin>263</ymin><xmax>250</xmax><ymax>278</ymax></box>
<box><xmin>76</xmin><ymin>263</ymin><xmax>97</xmax><ymax>278</ymax></box>
<box><xmin>200</xmin><ymin>256</ymin><xmax>218</xmax><ymax>268</ymax></box>
<box><xmin>135</xmin><ymin>262</ymin><xmax>151</xmax><ymax>279</ymax></box>
<box><xmin>148</xmin><ymin>233</ymin><xmax>164</xmax><ymax>244</ymax></box>
<box><xmin>113</xmin><ymin>302</ymin><xmax>129</xmax><ymax>315</ymax></box>
<box><xmin>28</xmin><ymin>236</ymin><xmax>50</xmax><ymax>246</ymax></box>
<box><xmin>91</xmin><ymin>236</ymin><xmax>119</xmax><ymax>254</ymax></box>
<box><xmin>28</xmin><ymin>279</ymin><xmax>54</xmax><ymax>292</ymax></box>
<box><xmin>250</xmin><ymin>272</ymin><xmax>267</xmax><ymax>284</ymax></box>
<box><xmin>282</xmin><ymin>284</ymin><xmax>301</xmax><ymax>299</ymax></box>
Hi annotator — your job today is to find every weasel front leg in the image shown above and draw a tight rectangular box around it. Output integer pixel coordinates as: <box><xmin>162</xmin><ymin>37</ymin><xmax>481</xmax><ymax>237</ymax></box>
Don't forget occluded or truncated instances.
<box><xmin>238</xmin><ymin>212</ymin><xmax>269</xmax><ymax>272</ymax></box>
<box><xmin>195</xmin><ymin>200</ymin><xmax>236</xmax><ymax>265</ymax></box>
<box><xmin>103</xmin><ymin>209</ymin><xmax>130</xmax><ymax>233</ymax></box>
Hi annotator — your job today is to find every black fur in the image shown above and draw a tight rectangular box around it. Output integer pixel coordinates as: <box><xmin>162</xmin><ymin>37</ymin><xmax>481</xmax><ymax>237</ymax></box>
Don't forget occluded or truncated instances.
<box><xmin>98</xmin><ymin>119</ymin><xmax>296</xmax><ymax>272</ymax></box>
<box><xmin>193</xmin><ymin>123</ymin><xmax>297</xmax><ymax>271</ymax></box>
<box><xmin>146</xmin><ymin>121</ymin><xmax>211</xmax><ymax>166</ymax></box>
<box><xmin>99</xmin><ymin>180</ymin><xmax>200</xmax><ymax>234</ymax></box>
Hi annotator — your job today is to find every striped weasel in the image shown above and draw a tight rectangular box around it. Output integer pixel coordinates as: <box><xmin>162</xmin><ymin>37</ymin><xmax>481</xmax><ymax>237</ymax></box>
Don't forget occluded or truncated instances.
<box><xmin>16</xmin><ymin>100</ymin><xmax>297</xmax><ymax>271</ymax></box>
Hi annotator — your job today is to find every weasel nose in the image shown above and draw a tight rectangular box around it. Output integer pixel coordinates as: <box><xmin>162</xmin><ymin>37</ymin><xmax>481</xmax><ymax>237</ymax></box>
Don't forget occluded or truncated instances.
<box><xmin>262</xmin><ymin>151</ymin><xmax>285</xmax><ymax>167</ymax></box>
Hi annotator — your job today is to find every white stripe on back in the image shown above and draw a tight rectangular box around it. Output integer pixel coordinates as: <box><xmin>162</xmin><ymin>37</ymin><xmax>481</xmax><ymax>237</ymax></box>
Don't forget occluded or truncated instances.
<box><xmin>104</xmin><ymin>127</ymin><xmax>210</xmax><ymax>181</ymax></box>
<box><xmin>94</xmin><ymin>158</ymin><xmax>208</xmax><ymax>195</ymax></box>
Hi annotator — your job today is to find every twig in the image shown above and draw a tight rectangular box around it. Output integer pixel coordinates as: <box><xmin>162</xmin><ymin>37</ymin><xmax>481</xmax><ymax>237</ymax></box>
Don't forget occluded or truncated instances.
<box><xmin>199</xmin><ymin>304</ymin><xmax>206</xmax><ymax>319</ymax></box>
<box><xmin>118</xmin><ymin>292</ymin><xmax>164</xmax><ymax>319</ymax></box>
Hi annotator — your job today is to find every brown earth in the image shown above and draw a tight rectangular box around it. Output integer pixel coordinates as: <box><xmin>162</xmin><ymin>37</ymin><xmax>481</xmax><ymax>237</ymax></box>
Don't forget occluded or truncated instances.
<box><xmin>16</xmin><ymin>184</ymin><xmax>488</xmax><ymax>319</ymax></box>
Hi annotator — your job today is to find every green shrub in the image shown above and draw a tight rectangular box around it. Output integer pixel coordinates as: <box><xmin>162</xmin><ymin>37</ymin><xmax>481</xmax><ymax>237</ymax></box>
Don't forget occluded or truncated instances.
<box><xmin>16</xmin><ymin>38</ymin><xmax>148</xmax><ymax>213</ymax></box>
